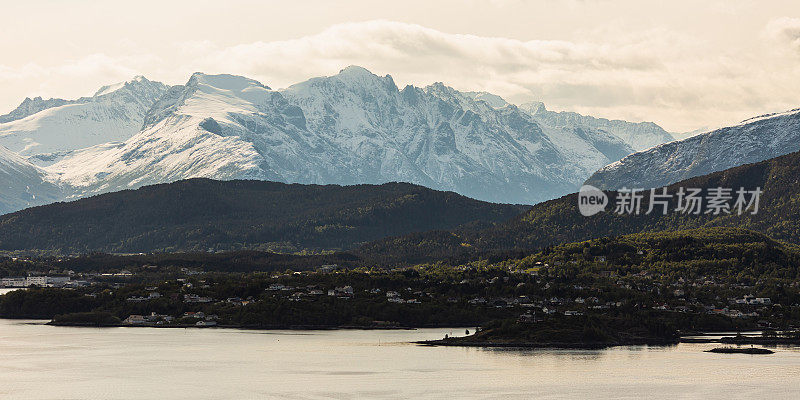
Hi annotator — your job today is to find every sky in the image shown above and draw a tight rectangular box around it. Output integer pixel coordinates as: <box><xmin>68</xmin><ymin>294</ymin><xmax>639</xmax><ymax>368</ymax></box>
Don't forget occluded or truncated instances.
<box><xmin>1</xmin><ymin>0</ymin><xmax>799</xmax><ymax>132</ymax></box>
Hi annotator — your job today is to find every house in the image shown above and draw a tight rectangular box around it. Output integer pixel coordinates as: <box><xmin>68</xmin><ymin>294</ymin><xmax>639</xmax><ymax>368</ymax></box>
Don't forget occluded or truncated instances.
<box><xmin>196</xmin><ymin>320</ymin><xmax>217</xmax><ymax>327</ymax></box>
<box><xmin>123</xmin><ymin>315</ymin><xmax>147</xmax><ymax>324</ymax></box>
<box><xmin>2</xmin><ymin>276</ymin><xmax>71</xmax><ymax>287</ymax></box>
<box><xmin>753</xmin><ymin>297</ymin><xmax>772</xmax><ymax>305</ymax></box>
<box><xmin>328</xmin><ymin>286</ymin><xmax>354</xmax><ymax>297</ymax></box>
<box><xmin>184</xmin><ymin>294</ymin><xmax>213</xmax><ymax>303</ymax></box>
<box><xmin>337</xmin><ymin>286</ymin><xmax>354</xmax><ymax>295</ymax></box>
<box><xmin>1</xmin><ymin>277</ymin><xmax>26</xmax><ymax>287</ymax></box>
<box><xmin>317</xmin><ymin>264</ymin><xmax>338</xmax><ymax>273</ymax></box>
<box><xmin>518</xmin><ymin>313</ymin><xmax>542</xmax><ymax>324</ymax></box>
<box><xmin>388</xmin><ymin>297</ymin><xmax>405</xmax><ymax>304</ymax></box>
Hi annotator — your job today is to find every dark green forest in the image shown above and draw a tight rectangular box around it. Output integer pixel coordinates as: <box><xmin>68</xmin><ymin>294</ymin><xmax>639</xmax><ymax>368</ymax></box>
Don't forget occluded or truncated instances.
<box><xmin>0</xmin><ymin>179</ymin><xmax>527</xmax><ymax>254</ymax></box>
<box><xmin>361</xmin><ymin>150</ymin><xmax>800</xmax><ymax>264</ymax></box>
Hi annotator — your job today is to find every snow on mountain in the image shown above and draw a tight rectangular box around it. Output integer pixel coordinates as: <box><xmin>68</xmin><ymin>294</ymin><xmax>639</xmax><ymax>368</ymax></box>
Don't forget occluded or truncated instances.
<box><xmin>0</xmin><ymin>97</ymin><xmax>74</xmax><ymax>124</ymax></box>
<box><xmin>0</xmin><ymin>76</ymin><xmax>168</xmax><ymax>166</ymax></box>
<box><xmin>671</xmin><ymin>126</ymin><xmax>713</xmax><ymax>141</ymax></box>
<box><xmin>0</xmin><ymin>145</ymin><xmax>64</xmax><ymax>214</ymax></box>
<box><xmin>519</xmin><ymin>102</ymin><xmax>674</xmax><ymax>152</ymax></box>
<box><xmin>586</xmin><ymin>107</ymin><xmax>800</xmax><ymax>191</ymax></box>
<box><xmin>463</xmin><ymin>91</ymin><xmax>510</xmax><ymax>108</ymax></box>
<box><xmin>43</xmin><ymin>67</ymin><xmax>637</xmax><ymax>205</ymax></box>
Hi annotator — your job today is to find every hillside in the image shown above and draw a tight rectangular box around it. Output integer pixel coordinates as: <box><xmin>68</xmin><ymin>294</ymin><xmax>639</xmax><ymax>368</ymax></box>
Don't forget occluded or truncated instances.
<box><xmin>527</xmin><ymin>227</ymin><xmax>800</xmax><ymax>279</ymax></box>
<box><xmin>0</xmin><ymin>145</ymin><xmax>64</xmax><ymax>214</ymax></box>
<box><xmin>586</xmin><ymin>107</ymin><xmax>800</xmax><ymax>190</ymax></box>
<box><xmin>0</xmin><ymin>178</ymin><xmax>527</xmax><ymax>254</ymax></box>
<box><xmin>359</xmin><ymin>150</ymin><xmax>800</xmax><ymax>264</ymax></box>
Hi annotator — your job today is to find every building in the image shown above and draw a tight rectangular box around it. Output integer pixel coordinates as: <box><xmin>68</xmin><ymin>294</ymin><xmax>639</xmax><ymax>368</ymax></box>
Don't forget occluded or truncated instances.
<box><xmin>1</xmin><ymin>276</ymin><xmax>70</xmax><ymax>287</ymax></box>
<box><xmin>123</xmin><ymin>315</ymin><xmax>147</xmax><ymax>324</ymax></box>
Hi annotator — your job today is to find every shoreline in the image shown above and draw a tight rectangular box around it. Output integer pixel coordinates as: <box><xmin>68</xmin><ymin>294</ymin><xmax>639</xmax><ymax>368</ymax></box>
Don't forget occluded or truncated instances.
<box><xmin>42</xmin><ymin>319</ymin><xmax>479</xmax><ymax>331</ymax></box>
<box><xmin>415</xmin><ymin>338</ymin><xmax>679</xmax><ymax>349</ymax></box>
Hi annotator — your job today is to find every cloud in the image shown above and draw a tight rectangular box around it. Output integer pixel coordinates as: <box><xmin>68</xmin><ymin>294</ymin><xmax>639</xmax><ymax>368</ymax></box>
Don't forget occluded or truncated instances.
<box><xmin>3</xmin><ymin>19</ymin><xmax>800</xmax><ymax>132</ymax></box>
<box><xmin>0</xmin><ymin>53</ymin><xmax>159</xmax><ymax>104</ymax></box>
<box><xmin>181</xmin><ymin>20</ymin><xmax>800</xmax><ymax>131</ymax></box>
<box><xmin>765</xmin><ymin>17</ymin><xmax>800</xmax><ymax>52</ymax></box>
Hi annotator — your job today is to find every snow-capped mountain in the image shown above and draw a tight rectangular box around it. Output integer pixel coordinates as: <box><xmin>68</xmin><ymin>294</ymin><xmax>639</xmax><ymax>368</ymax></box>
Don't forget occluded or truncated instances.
<box><xmin>0</xmin><ymin>145</ymin><xmax>64</xmax><ymax>214</ymax></box>
<box><xmin>46</xmin><ymin>67</ymin><xmax>641</xmax><ymax>204</ymax></box>
<box><xmin>49</xmin><ymin>73</ymin><xmax>308</xmax><ymax>195</ymax></box>
<box><xmin>0</xmin><ymin>97</ymin><xmax>73</xmax><ymax>124</ymax></box>
<box><xmin>0</xmin><ymin>66</ymin><xmax>682</xmax><ymax>213</ymax></box>
<box><xmin>586</xmin><ymin>108</ymin><xmax>800</xmax><ymax>190</ymax></box>
<box><xmin>519</xmin><ymin>101</ymin><xmax>674</xmax><ymax>152</ymax></box>
<box><xmin>0</xmin><ymin>76</ymin><xmax>168</xmax><ymax>166</ymax></box>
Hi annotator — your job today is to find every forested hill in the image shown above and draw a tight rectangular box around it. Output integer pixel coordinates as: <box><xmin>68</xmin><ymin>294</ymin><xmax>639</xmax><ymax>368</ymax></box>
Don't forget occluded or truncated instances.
<box><xmin>0</xmin><ymin>179</ymin><xmax>528</xmax><ymax>254</ymax></box>
<box><xmin>359</xmin><ymin>150</ymin><xmax>800</xmax><ymax>264</ymax></box>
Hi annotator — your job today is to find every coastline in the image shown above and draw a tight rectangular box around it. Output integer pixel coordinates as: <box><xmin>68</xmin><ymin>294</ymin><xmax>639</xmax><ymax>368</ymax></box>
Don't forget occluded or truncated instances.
<box><xmin>42</xmin><ymin>319</ymin><xmax>480</xmax><ymax>331</ymax></box>
<box><xmin>415</xmin><ymin>337</ymin><xmax>679</xmax><ymax>349</ymax></box>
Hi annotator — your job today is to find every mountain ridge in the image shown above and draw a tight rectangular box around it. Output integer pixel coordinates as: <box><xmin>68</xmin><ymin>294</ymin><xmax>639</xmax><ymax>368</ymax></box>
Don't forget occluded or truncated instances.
<box><xmin>0</xmin><ymin>67</ymin><xmax>678</xmax><ymax>213</ymax></box>
<box><xmin>586</xmin><ymin>107</ymin><xmax>800</xmax><ymax>191</ymax></box>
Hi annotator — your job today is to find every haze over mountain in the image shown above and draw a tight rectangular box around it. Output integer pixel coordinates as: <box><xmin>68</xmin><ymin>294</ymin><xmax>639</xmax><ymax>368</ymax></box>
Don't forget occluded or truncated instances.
<box><xmin>587</xmin><ymin>108</ymin><xmax>800</xmax><ymax>191</ymax></box>
<box><xmin>517</xmin><ymin>101</ymin><xmax>674</xmax><ymax>152</ymax></box>
<box><xmin>0</xmin><ymin>67</ymin><xmax>677</xmax><ymax>213</ymax></box>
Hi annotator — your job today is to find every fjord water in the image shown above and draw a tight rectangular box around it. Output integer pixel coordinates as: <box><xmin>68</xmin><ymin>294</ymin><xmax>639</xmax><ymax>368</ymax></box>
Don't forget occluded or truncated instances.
<box><xmin>1</xmin><ymin>319</ymin><xmax>798</xmax><ymax>399</ymax></box>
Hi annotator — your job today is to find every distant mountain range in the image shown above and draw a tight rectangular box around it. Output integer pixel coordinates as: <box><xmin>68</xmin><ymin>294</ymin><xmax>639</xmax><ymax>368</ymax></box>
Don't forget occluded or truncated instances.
<box><xmin>2</xmin><ymin>66</ymin><xmax>796</xmax><ymax>219</ymax></box>
<box><xmin>0</xmin><ymin>179</ymin><xmax>527</xmax><ymax>254</ymax></box>
<box><xmin>0</xmin><ymin>67</ymin><xmax>675</xmax><ymax>214</ymax></box>
<box><xmin>586</xmin><ymin>108</ymin><xmax>800</xmax><ymax>190</ymax></box>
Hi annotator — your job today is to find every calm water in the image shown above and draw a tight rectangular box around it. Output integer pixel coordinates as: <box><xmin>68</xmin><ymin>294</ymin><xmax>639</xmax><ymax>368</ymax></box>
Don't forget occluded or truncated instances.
<box><xmin>0</xmin><ymin>319</ymin><xmax>799</xmax><ymax>399</ymax></box>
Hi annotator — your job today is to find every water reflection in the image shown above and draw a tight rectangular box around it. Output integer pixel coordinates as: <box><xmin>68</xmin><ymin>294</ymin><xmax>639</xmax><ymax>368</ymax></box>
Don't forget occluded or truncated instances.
<box><xmin>0</xmin><ymin>319</ymin><xmax>798</xmax><ymax>400</ymax></box>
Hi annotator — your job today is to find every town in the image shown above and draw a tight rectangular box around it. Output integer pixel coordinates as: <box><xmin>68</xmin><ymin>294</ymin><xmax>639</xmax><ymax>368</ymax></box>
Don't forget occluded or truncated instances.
<box><xmin>1</xmin><ymin>256</ymin><xmax>795</xmax><ymax>337</ymax></box>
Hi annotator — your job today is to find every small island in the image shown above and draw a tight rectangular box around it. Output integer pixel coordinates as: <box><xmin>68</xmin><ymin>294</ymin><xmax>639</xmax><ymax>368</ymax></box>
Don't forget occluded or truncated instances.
<box><xmin>417</xmin><ymin>315</ymin><xmax>679</xmax><ymax>349</ymax></box>
<box><xmin>706</xmin><ymin>347</ymin><xmax>774</xmax><ymax>355</ymax></box>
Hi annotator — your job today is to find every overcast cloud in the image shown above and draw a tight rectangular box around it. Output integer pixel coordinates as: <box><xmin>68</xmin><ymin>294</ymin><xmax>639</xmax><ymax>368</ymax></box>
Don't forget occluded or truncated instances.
<box><xmin>1</xmin><ymin>0</ymin><xmax>799</xmax><ymax>132</ymax></box>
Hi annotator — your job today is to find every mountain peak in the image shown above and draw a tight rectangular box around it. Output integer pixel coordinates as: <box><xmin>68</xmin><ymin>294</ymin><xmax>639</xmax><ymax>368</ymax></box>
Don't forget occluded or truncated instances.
<box><xmin>93</xmin><ymin>75</ymin><xmax>156</xmax><ymax>97</ymax></box>
<box><xmin>519</xmin><ymin>101</ymin><xmax>547</xmax><ymax>115</ymax></box>
<box><xmin>333</xmin><ymin>66</ymin><xmax>396</xmax><ymax>88</ymax></box>
<box><xmin>463</xmin><ymin>92</ymin><xmax>510</xmax><ymax>108</ymax></box>
<box><xmin>188</xmin><ymin>72</ymin><xmax>271</xmax><ymax>92</ymax></box>
<box><xmin>338</xmin><ymin>65</ymin><xmax>376</xmax><ymax>77</ymax></box>
<box><xmin>0</xmin><ymin>96</ymin><xmax>72</xmax><ymax>124</ymax></box>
